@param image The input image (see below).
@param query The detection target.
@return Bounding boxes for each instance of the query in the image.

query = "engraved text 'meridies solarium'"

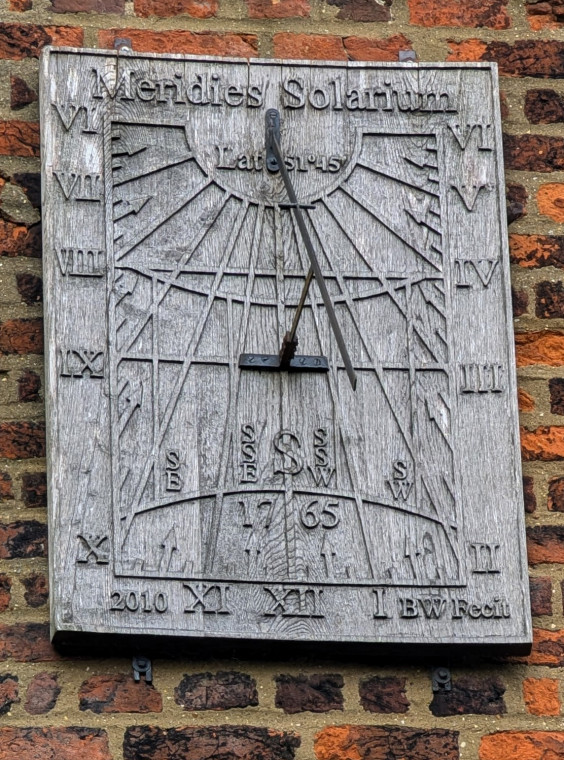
[41,49,531,649]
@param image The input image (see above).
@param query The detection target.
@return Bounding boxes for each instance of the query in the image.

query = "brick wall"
[1,0,564,758]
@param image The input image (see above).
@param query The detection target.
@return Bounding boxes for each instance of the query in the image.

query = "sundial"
[41,48,531,650]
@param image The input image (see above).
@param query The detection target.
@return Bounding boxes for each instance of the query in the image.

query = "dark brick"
[504,134,564,172]
[0,521,47,559]
[9,76,37,111]
[530,577,552,616]
[0,728,110,760]
[0,422,45,459]
[22,573,48,607]
[0,623,58,661]
[80,674,162,714]
[549,476,564,512]
[174,671,258,710]
[11,173,40,209]
[0,472,13,501]
[51,0,124,11]
[24,672,60,714]
[0,675,18,716]
[527,525,564,563]
[359,675,409,713]
[0,24,83,60]
[523,475,537,513]
[275,674,344,714]
[326,0,391,22]
[21,472,47,507]
[124,726,300,760]
[448,38,564,78]
[0,319,43,355]
[16,273,42,305]
[18,369,41,403]
[430,675,506,716]
[512,287,528,318]
[506,182,527,224]
[0,576,11,613]
[549,378,564,415]
[314,726,458,760]
[525,89,564,124]
[536,281,564,318]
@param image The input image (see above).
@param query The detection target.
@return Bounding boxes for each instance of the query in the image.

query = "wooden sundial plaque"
[41,47,531,651]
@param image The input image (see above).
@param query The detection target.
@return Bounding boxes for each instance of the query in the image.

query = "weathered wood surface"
[41,49,531,649]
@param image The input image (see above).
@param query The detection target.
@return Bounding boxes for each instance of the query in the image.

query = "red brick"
[524,475,537,513]
[22,573,48,607]
[9,0,33,10]
[510,234,564,269]
[16,273,42,306]
[0,623,58,662]
[174,671,258,710]
[525,89,564,123]
[409,0,510,28]
[523,678,560,715]
[480,731,564,760]
[0,221,41,258]
[0,675,19,716]
[315,726,459,760]
[0,24,83,60]
[0,521,47,559]
[538,183,564,223]
[134,0,216,16]
[51,0,124,11]
[0,121,39,158]
[512,289,528,318]
[0,728,110,760]
[248,0,309,18]
[430,675,505,716]
[527,525,564,563]
[518,388,534,412]
[273,33,346,60]
[344,34,412,61]
[548,476,564,510]
[0,576,11,613]
[25,672,60,714]
[527,0,564,29]
[275,674,344,714]
[18,370,41,403]
[98,29,257,56]
[530,577,552,616]
[21,472,47,507]
[359,676,409,713]
[124,726,300,760]
[447,38,564,77]
[504,135,564,172]
[326,0,390,21]
[80,674,162,714]
[526,629,564,666]
[0,422,46,459]
[10,77,37,111]
[521,426,564,461]
[0,319,43,355]
[0,473,13,501]
[516,332,564,367]
[536,281,564,318]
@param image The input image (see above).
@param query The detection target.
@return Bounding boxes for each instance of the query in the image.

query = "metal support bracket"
[132,656,152,683]
[265,108,281,173]
[431,667,451,693]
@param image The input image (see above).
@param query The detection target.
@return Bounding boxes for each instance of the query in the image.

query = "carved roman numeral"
[56,247,105,277]
[469,543,501,573]
[460,363,503,394]
[77,534,109,564]
[263,585,324,618]
[455,258,498,289]
[448,122,493,151]
[183,583,231,614]
[51,102,98,134]
[53,171,102,202]
[61,348,105,378]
